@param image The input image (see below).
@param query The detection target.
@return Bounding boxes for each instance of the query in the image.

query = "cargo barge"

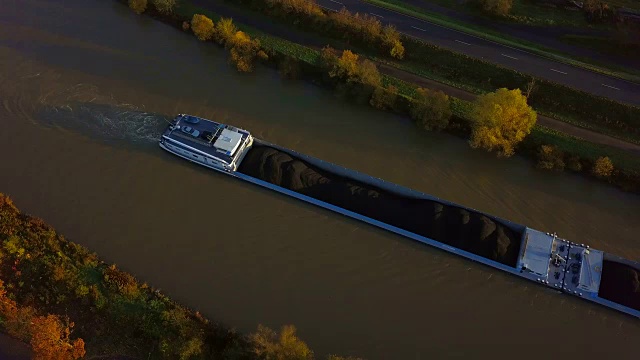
[160,114,640,319]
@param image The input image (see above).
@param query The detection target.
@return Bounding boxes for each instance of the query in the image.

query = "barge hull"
[159,134,640,319]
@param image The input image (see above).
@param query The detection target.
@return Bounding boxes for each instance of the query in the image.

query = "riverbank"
[122,0,640,195]
[0,193,354,359]
[212,0,640,143]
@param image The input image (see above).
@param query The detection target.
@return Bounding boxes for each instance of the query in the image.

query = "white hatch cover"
[213,129,243,156]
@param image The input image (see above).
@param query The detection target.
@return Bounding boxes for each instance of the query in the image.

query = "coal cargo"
[598,261,640,311]
[238,145,522,266]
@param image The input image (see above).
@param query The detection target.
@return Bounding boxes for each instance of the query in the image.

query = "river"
[0,0,638,358]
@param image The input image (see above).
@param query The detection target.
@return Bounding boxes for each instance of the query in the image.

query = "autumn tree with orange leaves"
[30,315,86,360]
[0,280,85,360]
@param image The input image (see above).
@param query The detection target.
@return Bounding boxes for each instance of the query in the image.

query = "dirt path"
[192,0,640,155]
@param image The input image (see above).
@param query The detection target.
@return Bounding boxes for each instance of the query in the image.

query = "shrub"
[329,50,360,80]
[229,31,264,72]
[584,0,613,23]
[128,0,147,14]
[469,88,537,157]
[478,0,513,16]
[592,156,614,178]
[250,324,313,360]
[370,85,398,110]
[567,155,583,172]
[191,14,215,41]
[382,25,404,59]
[279,56,302,80]
[410,88,452,131]
[536,145,565,171]
[327,50,381,87]
[103,264,140,299]
[151,0,176,15]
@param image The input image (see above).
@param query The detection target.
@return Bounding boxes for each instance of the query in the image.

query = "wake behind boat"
[159,114,640,319]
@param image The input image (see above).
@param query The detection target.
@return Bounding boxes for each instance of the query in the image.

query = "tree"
[228,31,265,73]
[327,50,381,87]
[592,156,614,178]
[128,0,147,14]
[357,59,382,87]
[536,145,565,171]
[250,324,314,360]
[191,14,215,41]
[381,25,404,59]
[329,50,359,80]
[0,280,35,340]
[370,84,398,110]
[30,315,86,360]
[523,76,537,99]
[152,0,176,15]
[0,281,85,360]
[160,308,205,360]
[469,88,537,157]
[478,0,513,16]
[215,17,238,47]
[279,56,302,80]
[410,88,452,131]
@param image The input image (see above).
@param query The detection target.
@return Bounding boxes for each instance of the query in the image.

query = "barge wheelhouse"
[159,114,253,172]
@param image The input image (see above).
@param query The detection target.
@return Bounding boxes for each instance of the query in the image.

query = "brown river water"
[0,0,639,358]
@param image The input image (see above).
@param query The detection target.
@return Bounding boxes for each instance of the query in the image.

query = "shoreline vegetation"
[212,0,640,146]
[124,0,640,195]
[0,193,361,359]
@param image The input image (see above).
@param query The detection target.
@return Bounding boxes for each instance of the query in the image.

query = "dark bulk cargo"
[238,146,522,267]
[599,261,640,311]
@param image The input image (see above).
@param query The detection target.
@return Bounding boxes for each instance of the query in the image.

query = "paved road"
[315,0,640,106]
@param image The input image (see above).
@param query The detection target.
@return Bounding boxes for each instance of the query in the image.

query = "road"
[315,0,640,106]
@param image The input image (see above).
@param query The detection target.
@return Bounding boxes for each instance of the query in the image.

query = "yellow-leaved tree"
[592,156,614,178]
[191,14,215,41]
[215,17,238,47]
[250,324,314,360]
[228,31,267,73]
[469,88,537,157]
[381,25,404,59]
[329,50,360,80]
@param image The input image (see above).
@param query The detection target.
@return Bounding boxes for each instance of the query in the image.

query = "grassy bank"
[363,0,640,83]
[126,0,640,194]
[0,193,359,359]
